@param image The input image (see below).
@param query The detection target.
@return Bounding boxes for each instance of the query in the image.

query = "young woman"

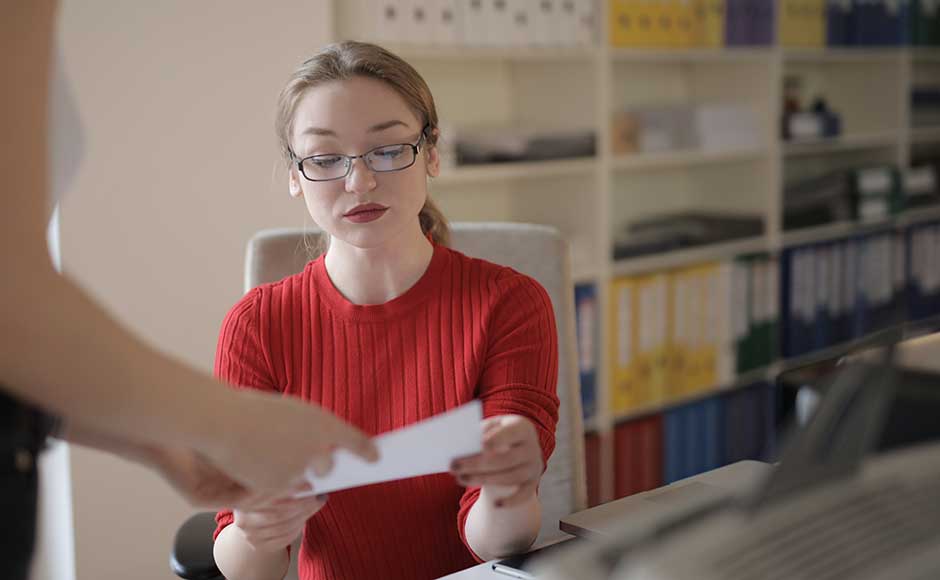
[1,5,377,579]
[212,42,561,580]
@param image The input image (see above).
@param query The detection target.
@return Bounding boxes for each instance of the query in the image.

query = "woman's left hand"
[450,414,543,508]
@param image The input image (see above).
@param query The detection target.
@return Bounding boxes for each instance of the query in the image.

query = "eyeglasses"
[293,125,430,182]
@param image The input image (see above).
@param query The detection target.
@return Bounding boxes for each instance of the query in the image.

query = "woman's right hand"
[205,389,378,497]
[231,493,328,553]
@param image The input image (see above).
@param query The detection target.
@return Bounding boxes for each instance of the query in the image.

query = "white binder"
[509,0,537,46]
[575,0,598,46]
[432,0,464,46]
[464,0,490,46]
[375,0,406,44]
[558,0,579,45]
[533,0,561,46]
[489,0,515,46]
[408,0,434,46]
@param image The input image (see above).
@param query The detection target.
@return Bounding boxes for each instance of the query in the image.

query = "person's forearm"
[61,419,164,466]
[464,486,541,562]
[214,525,290,580]
[0,265,234,453]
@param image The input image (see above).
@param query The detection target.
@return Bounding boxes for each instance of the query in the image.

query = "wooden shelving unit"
[331,3,939,506]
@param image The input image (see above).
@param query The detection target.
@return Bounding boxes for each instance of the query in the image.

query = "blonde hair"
[275,41,450,251]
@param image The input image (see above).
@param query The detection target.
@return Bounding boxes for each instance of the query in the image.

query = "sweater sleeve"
[212,288,279,541]
[456,273,561,558]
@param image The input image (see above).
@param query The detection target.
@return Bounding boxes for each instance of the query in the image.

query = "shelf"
[783,47,905,64]
[583,417,600,434]
[910,48,940,63]
[612,366,773,425]
[783,131,901,157]
[572,267,599,285]
[783,207,940,248]
[611,235,769,278]
[781,220,890,248]
[777,323,917,376]
[910,126,940,146]
[385,44,598,62]
[435,157,597,185]
[904,314,940,339]
[612,148,767,172]
[896,204,940,227]
[610,47,774,63]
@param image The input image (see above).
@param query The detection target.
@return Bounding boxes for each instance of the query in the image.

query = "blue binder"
[574,283,598,422]
[663,406,687,484]
[813,243,834,352]
[702,396,726,471]
[725,0,748,45]
[751,0,775,45]
[686,402,707,477]
[827,0,856,45]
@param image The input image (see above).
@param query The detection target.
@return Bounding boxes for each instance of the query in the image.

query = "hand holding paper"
[449,413,545,508]
[296,400,482,497]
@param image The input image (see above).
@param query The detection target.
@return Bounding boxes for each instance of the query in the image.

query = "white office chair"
[171,222,586,579]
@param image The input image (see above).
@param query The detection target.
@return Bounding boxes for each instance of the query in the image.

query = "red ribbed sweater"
[213,243,559,580]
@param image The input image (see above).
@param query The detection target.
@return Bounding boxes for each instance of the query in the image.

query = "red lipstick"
[344,203,388,223]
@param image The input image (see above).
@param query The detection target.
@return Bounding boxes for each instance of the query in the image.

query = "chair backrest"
[245,222,587,544]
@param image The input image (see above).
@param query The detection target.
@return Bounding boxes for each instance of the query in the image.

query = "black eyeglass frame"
[291,124,431,183]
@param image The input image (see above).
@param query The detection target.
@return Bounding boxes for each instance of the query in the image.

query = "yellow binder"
[780,0,825,47]
[609,273,671,413]
[610,0,656,47]
[696,263,721,393]
[666,267,692,400]
[692,0,725,48]
[806,0,825,48]
[609,276,639,414]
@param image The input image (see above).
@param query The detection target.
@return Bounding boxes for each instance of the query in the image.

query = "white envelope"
[296,400,483,497]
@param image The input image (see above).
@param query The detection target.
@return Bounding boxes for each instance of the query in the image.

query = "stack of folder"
[662,396,724,484]
[907,221,940,321]
[609,254,777,417]
[609,0,725,48]
[609,273,672,413]
[610,381,777,495]
[614,414,664,497]
[725,0,775,46]
[904,164,940,209]
[722,381,777,465]
[731,254,780,375]
[360,0,598,47]
[780,0,826,47]
[852,165,905,222]
[660,381,776,485]
[827,0,914,46]
[781,230,904,358]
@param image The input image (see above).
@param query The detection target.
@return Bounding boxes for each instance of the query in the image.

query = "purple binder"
[725,0,748,45]
[751,0,775,45]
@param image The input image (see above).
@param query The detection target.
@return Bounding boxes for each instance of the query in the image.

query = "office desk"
[435,537,575,580]
[435,461,770,579]
[436,561,503,579]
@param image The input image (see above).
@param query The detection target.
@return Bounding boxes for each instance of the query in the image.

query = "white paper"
[296,400,483,497]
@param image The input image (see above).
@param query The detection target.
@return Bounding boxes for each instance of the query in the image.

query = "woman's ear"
[288,167,304,198]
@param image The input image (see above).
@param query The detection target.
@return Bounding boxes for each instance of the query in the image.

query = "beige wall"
[57,2,331,578]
